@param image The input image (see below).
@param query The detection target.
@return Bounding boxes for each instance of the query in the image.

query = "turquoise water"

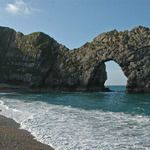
[3,86,150,115]
[0,86,150,149]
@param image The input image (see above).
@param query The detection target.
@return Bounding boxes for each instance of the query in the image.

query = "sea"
[0,86,150,150]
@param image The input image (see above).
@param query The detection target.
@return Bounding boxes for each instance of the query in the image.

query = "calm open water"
[0,86,150,150]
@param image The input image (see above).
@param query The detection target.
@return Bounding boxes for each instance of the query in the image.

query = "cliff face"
[0,26,149,92]
[0,27,69,88]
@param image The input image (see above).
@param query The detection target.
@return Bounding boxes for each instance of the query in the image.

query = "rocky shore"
[0,26,149,93]
[0,115,54,150]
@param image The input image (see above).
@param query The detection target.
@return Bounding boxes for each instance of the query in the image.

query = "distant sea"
[0,86,150,150]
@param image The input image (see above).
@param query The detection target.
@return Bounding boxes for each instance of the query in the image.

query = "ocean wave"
[0,97,150,150]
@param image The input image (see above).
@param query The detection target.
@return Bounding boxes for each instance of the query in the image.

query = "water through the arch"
[105,61,127,91]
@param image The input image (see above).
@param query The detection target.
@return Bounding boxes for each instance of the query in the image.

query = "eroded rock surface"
[0,26,149,92]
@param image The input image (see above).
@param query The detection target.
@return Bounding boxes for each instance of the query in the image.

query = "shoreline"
[0,83,111,93]
[0,115,54,150]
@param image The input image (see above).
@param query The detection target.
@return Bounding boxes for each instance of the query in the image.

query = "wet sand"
[0,115,54,150]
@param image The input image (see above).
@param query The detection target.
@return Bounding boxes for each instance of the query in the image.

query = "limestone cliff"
[0,26,149,92]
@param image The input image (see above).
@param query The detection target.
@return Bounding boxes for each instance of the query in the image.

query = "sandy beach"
[0,115,54,150]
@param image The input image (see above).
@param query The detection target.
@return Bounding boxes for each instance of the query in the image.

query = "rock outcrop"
[0,26,149,93]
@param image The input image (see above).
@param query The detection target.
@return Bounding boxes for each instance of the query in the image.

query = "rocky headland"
[0,26,149,93]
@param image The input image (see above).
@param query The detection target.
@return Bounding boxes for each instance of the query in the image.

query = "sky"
[0,0,149,85]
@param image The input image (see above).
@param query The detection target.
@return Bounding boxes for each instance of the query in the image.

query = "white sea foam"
[0,96,150,150]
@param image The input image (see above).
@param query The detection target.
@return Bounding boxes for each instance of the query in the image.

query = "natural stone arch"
[0,26,149,93]
[58,26,150,92]
[80,58,128,92]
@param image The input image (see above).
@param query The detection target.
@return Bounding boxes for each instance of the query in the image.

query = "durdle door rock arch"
[0,26,149,93]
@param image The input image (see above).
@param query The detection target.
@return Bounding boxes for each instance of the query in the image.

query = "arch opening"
[105,61,127,91]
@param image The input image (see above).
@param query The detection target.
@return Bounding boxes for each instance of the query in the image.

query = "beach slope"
[0,115,54,150]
